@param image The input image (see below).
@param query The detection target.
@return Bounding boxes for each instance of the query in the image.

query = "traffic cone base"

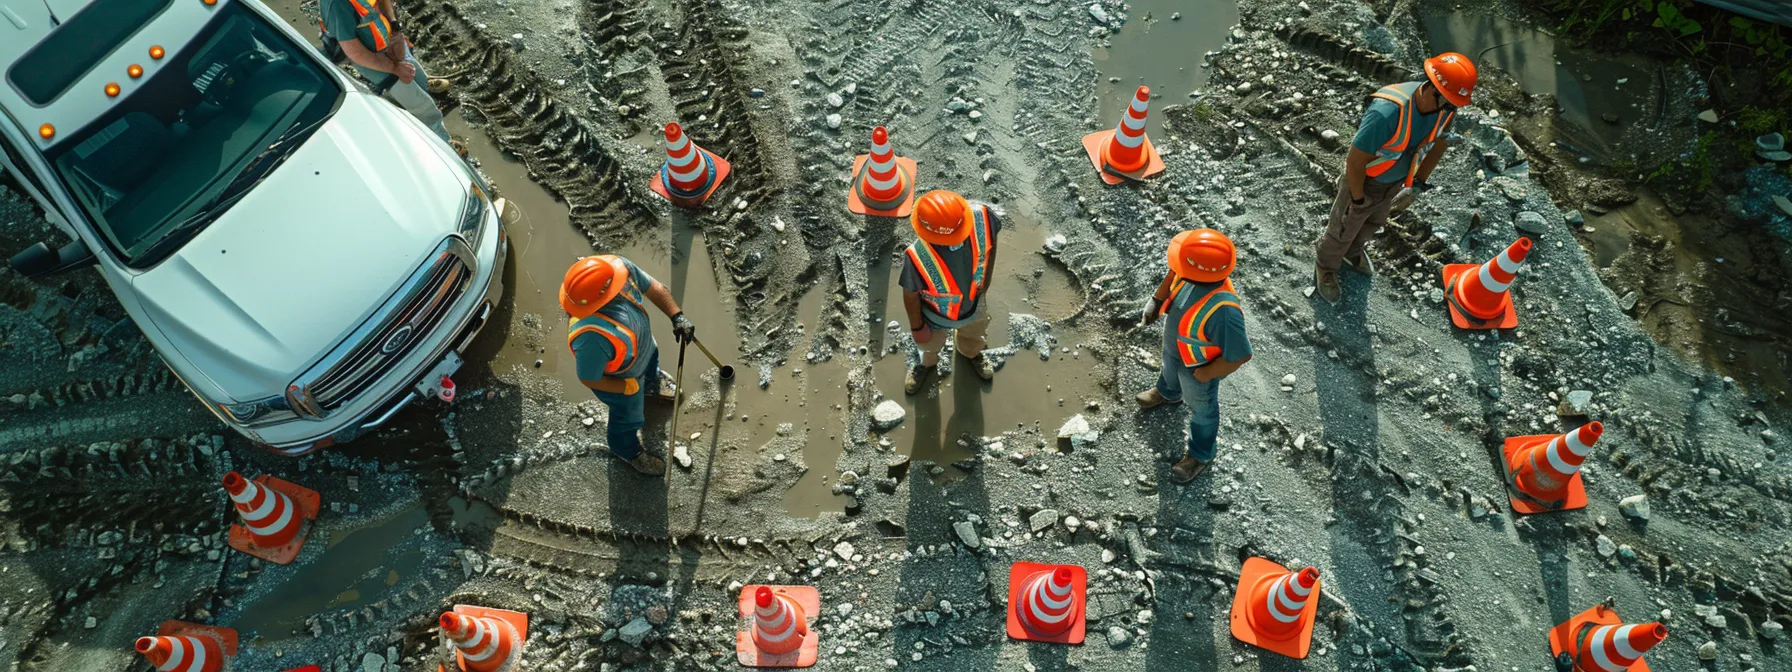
[1228,557,1318,660]
[1549,605,1653,672]
[225,475,319,565]
[1005,561,1087,644]
[155,620,239,657]
[649,147,732,207]
[448,604,528,672]
[846,153,918,217]
[1080,130,1165,185]
[1442,262,1517,329]
[1502,433,1589,515]
[736,585,819,668]
[282,667,322,672]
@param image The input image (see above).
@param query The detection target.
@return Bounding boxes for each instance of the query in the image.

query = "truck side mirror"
[9,239,96,277]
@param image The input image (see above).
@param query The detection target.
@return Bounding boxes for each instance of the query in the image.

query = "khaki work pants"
[1314,176,1402,271]
[916,314,990,367]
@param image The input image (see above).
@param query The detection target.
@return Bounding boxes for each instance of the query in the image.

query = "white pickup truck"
[0,0,506,453]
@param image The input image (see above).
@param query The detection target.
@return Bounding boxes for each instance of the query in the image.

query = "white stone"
[362,653,387,672]
[953,521,981,548]
[826,114,842,129]
[871,400,907,430]
[673,444,693,469]
[1029,509,1059,532]
[1618,494,1649,521]
[833,541,856,561]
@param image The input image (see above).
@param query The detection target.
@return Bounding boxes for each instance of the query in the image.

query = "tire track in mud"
[406,0,654,247]
[575,0,653,117]
[658,0,772,211]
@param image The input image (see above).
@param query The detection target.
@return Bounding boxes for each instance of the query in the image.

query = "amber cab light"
[149,45,166,60]
[105,83,121,97]
[38,124,54,140]
[127,64,144,78]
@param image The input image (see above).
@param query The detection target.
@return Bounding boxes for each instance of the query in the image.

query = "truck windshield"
[45,3,340,268]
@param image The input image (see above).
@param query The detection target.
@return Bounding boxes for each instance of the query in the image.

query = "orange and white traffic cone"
[736,584,819,667]
[1442,237,1531,329]
[1501,421,1603,514]
[1549,604,1667,672]
[1005,562,1087,644]
[1082,85,1166,184]
[223,471,319,565]
[136,621,237,672]
[440,606,529,672]
[847,126,918,217]
[1229,557,1320,659]
[649,122,731,208]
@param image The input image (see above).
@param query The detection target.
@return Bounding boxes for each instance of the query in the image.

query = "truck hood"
[134,94,467,401]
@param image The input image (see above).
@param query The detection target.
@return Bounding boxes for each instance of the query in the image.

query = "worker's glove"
[672,312,695,344]
[1140,298,1163,326]
[1388,187,1416,215]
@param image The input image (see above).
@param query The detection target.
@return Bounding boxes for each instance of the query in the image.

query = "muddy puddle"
[1424,11,1655,157]
[1093,0,1238,137]
[229,504,432,641]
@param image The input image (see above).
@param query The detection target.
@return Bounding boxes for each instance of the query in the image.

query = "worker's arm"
[1141,271,1175,325]
[1413,138,1450,185]
[339,39,406,76]
[903,291,932,343]
[375,0,409,62]
[1344,148,1373,202]
[983,242,998,291]
[644,280,683,318]
[1194,354,1250,383]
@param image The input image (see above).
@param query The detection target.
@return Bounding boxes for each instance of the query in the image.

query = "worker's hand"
[393,60,417,84]
[911,325,933,345]
[1140,298,1163,325]
[1193,366,1216,383]
[672,312,695,344]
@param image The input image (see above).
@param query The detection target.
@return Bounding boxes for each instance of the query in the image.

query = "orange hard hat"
[1424,52,1477,108]
[911,190,972,246]
[560,255,629,319]
[1168,229,1235,282]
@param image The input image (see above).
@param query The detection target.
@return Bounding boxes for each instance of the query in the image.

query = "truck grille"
[292,242,472,414]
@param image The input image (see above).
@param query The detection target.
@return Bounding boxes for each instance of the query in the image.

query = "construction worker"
[1137,229,1252,484]
[320,0,458,149]
[900,190,1000,393]
[1314,52,1477,304]
[562,255,695,476]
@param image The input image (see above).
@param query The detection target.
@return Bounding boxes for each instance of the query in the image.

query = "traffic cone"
[736,584,819,667]
[440,605,529,672]
[1082,85,1166,184]
[137,620,237,672]
[1229,557,1320,659]
[223,471,320,565]
[1501,421,1603,514]
[1441,237,1531,329]
[649,122,731,208]
[1549,604,1667,672]
[1005,562,1087,644]
[847,126,918,216]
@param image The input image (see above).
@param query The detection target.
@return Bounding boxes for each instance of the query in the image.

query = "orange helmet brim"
[911,199,974,247]
[1425,61,1472,108]
[560,255,630,319]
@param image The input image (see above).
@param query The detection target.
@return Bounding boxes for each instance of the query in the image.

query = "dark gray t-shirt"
[1352,95,1443,184]
[899,203,1001,328]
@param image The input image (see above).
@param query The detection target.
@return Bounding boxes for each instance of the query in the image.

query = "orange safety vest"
[566,289,649,388]
[905,205,992,325]
[1363,82,1455,187]
[1162,277,1243,367]
[320,0,392,51]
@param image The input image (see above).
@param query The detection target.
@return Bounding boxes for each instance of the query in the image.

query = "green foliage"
[1646,131,1719,193]
[1649,1,1702,37]
[1190,101,1216,123]
[1736,106,1788,136]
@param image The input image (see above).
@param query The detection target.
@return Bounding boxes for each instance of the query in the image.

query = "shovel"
[666,334,733,458]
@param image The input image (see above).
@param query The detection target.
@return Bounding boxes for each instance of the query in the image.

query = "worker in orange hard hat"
[561,255,695,476]
[1138,229,1252,484]
[899,190,1002,393]
[1314,52,1476,305]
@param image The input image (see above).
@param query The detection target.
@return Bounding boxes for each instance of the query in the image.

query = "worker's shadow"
[603,392,672,587]
[1141,423,1223,672]
[864,216,901,356]
[893,364,997,670]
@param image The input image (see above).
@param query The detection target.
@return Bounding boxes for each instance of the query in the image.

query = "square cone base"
[846,154,918,217]
[451,604,529,672]
[1441,264,1518,330]
[1501,434,1588,514]
[1081,130,1165,185]
[1005,562,1088,644]
[226,475,320,565]
[649,148,731,208]
[157,620,239,656]
[736,585,819,668]
[1228,557,1318,660]
[282,667,322,672]
[1549,605,1649,672]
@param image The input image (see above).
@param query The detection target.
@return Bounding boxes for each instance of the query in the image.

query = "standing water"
[1093,0,1239,138]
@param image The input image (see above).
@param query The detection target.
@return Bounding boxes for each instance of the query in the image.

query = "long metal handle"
[667,337,688,451]
[688,337,735,380]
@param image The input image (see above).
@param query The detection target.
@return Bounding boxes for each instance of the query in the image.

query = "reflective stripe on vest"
[1173,278,1243,367]
[566,286,648,375]
[905,206,992,324]
[321,0,392,51]
[1363,83,1455,187]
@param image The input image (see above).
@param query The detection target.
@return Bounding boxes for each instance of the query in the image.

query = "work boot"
[1136,388,1169,408]
[449,137,470,159]
[627,452,666,476]
[904,365,935,395]
[1343,251,1375,276]
[427,77,453,95]
[1314,265,1341,304]
[966,353,995,381]
[1169,455,1212,484]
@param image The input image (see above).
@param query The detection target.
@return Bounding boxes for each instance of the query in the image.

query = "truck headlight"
[457,183,490,249]
[220,397,298,427]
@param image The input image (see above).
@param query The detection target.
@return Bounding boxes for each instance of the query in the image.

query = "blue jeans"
[591,349,660,460]
[1155,353,1220,462]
